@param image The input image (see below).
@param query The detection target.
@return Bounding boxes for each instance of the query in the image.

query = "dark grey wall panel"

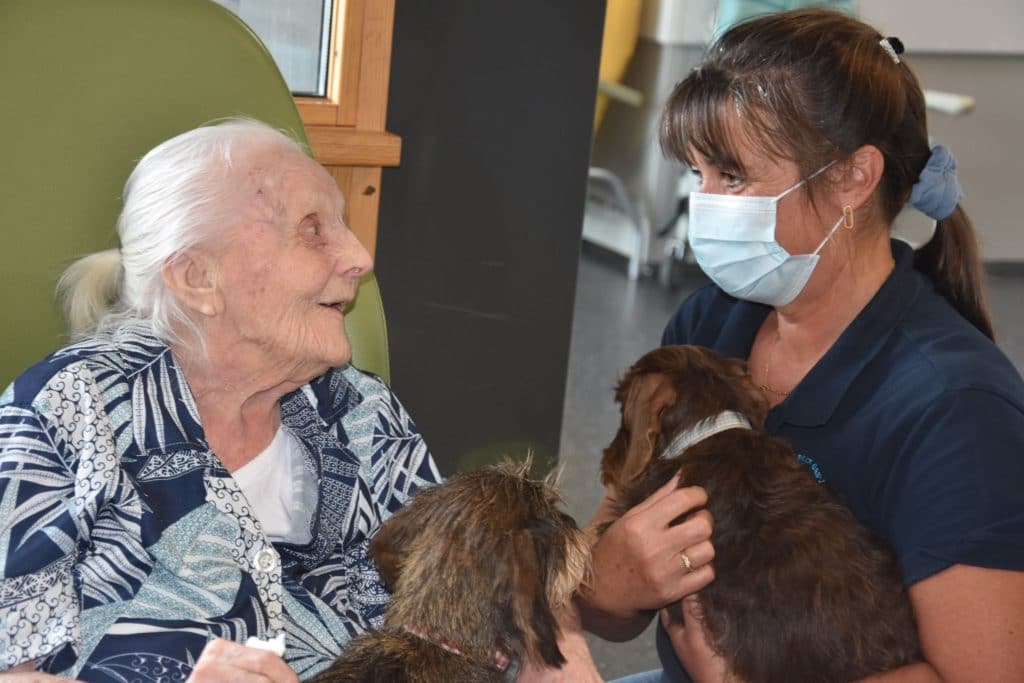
[377,1,606,475]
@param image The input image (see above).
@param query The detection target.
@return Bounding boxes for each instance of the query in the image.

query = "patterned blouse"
[0,326,441,680]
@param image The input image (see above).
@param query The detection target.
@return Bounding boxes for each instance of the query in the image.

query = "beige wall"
[909,53,1024,261]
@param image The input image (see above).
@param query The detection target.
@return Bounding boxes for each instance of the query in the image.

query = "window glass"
[214,0,333,97]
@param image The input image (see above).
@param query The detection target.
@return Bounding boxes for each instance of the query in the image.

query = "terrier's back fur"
[314,461,590,682]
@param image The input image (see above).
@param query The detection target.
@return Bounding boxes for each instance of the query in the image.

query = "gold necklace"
[758,332,791,397]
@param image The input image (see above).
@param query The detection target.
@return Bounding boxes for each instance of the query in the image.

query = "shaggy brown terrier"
[601,344,920,683]
[312,461,591,683]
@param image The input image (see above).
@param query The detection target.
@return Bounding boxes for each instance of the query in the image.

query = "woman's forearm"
[576,596,656,642]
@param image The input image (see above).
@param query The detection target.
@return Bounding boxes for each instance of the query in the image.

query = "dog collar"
[401,623,517,675]
[658,410,751,459]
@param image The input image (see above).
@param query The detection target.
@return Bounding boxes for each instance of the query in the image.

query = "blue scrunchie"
[910,145,962,220]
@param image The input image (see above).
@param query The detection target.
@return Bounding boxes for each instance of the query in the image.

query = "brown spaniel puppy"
[601,345,920,683]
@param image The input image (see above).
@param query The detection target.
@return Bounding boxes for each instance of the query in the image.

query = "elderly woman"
[0,120,441,682]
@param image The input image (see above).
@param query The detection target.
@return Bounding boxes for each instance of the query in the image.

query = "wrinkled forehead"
[232,146,342,222]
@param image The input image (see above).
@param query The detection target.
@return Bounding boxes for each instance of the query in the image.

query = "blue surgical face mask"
[687,166,843,307]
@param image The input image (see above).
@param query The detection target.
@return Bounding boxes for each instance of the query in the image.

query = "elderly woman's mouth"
[320,302,349,314]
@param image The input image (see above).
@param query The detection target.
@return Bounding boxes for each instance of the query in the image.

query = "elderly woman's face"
[213,146,373,376]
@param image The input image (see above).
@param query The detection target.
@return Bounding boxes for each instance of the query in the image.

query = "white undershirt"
[231,427,316,545]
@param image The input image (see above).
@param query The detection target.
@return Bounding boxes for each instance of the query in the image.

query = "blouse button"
[254,547,279,574]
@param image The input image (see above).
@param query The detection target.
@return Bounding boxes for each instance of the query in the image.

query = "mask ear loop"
[812,214,847,256]
[774,160,839,203]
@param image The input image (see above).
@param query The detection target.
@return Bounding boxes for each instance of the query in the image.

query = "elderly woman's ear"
[162,251,223,317]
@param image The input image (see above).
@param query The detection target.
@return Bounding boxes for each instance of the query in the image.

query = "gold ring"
[679,550,694,573]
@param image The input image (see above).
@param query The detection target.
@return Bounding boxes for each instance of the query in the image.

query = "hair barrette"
[879,37,904,65]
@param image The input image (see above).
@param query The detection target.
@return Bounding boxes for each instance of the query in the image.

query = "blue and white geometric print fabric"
[0,325,441,680]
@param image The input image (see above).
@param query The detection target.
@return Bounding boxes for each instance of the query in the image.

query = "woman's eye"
[722,172,744,189]
[306,222,321,236]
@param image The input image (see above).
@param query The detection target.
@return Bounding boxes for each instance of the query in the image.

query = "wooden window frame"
[295,0,401,166]
[294,0,401,254]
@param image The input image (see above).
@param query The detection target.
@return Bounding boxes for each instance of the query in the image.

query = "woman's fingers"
[661,598,729,683]
[626,473,687,516]
[665,505,713,546]
[628,480,709,531]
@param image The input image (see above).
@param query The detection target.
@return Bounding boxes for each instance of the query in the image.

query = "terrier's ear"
[547,526,593,610]
[370,505,422,590]
[507,530,565,668]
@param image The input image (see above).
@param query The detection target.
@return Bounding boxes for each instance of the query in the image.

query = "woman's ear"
[162,251,223,317]
[834,144,885,211]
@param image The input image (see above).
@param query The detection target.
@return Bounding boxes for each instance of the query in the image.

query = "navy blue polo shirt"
[654,240,1024,680]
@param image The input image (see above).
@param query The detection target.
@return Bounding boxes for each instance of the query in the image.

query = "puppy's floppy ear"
[722,357,768,429]
[601,371,640,487]
[600,428,630,488]
[506,530,566,668]
[618,374,677,484]
[603,372,678,489]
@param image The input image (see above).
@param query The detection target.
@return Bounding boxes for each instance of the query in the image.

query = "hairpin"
[879,37,904,65]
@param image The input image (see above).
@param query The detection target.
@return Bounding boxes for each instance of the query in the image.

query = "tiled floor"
[558,247,1024,680]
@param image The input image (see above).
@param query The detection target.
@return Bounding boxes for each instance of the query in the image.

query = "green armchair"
[0,0,389,387]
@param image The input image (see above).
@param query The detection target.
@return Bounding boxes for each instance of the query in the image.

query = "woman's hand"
[186,638,298,683]
[579,476,715,641]
[516,601,604,682]
[660,596,728,683]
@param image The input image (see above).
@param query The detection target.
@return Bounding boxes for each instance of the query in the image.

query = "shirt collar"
[769,240,922,427]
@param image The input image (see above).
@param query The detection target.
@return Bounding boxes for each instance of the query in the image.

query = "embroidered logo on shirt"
[796,453,826,484]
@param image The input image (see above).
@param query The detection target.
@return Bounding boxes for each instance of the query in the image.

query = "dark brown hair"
[660,9,993,339]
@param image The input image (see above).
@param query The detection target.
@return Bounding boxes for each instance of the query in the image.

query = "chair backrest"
[0,0,389,387]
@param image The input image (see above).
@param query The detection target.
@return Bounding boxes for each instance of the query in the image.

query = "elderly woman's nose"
[335,230,374,275]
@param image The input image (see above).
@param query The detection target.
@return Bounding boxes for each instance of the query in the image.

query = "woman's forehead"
[690,114,798,180]
[241,149,342,214]
[682,94,798,175]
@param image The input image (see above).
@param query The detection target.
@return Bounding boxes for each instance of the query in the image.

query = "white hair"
[58,118,308,348]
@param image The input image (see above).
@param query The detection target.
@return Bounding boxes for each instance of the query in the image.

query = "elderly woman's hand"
[186,638,298,683]
[0,661,81,681]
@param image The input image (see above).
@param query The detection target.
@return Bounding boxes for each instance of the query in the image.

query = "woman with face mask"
[571,9,1024,683]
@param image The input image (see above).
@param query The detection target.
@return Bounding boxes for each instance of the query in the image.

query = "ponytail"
[56,249,124,340]
[913,206,994,340]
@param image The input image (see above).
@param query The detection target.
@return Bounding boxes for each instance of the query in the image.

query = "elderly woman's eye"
[303,221,321,237]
